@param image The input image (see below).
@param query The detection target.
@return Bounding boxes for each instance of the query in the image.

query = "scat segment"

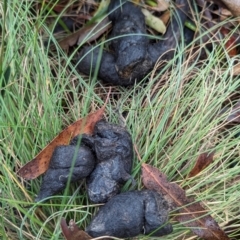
[77,0,188,86]
[86,190,173,238]
[35,145,95,202]
[73,120,133,203]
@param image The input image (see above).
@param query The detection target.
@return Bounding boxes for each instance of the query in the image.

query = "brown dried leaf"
[160,10,170,25]
[220,27,238,57]
[188,151,215,178]
[59,17,111,49]
[18,109,104,180]
[61,218,92,240]
[142,164,230,240]
[17,91,110,180]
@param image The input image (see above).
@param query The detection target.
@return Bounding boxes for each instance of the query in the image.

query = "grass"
[1,0,240,239]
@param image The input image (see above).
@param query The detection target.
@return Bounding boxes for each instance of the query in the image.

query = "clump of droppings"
[86,190,173,238]
[77,0,188,86]
[72,120,134,203]
[35,144,95,202]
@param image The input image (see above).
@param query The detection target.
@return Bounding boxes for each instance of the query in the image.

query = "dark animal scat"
[86,190,173,238]
[35,120,133,203]
[87,156,129,203]
[35,145,95,202]
[76,0,188,86]
[85,120,133,203]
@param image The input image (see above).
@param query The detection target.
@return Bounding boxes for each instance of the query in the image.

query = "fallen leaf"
[160,10,170,25]
[142,164,230,240]
[188,151,215,178]
[220,27,238,57]
[18,110,104,180]
[17,90,111,180]
[61,218,92,240]
[59,17,111,49]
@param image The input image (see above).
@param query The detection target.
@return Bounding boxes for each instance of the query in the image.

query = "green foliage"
[1,0,240,239]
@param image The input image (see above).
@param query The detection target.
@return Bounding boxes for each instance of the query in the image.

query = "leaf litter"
[188,151,215,178]
[142,163,230,240]
[61,219,92,240]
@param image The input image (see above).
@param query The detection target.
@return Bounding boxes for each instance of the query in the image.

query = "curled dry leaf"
[17,90,110,180]
[61,218,92,240]
[188,151,215,178]
[142,164,230,240]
